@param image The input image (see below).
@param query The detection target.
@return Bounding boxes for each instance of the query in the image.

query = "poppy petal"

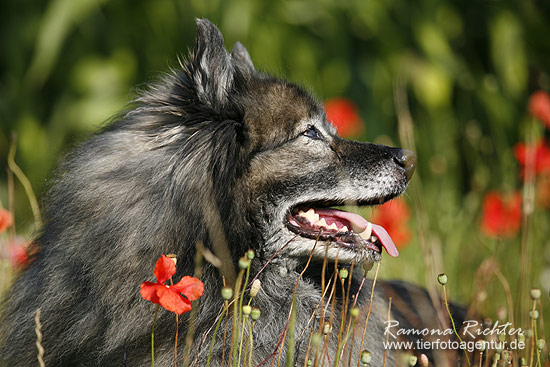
[171,276,204,301]
[140,282,161,303]
[157,286,192,314]
[529,91,550,128]
[0,209,14,233]
[370,198,411,249]
[154,255,176,284]
[480,191,522,238]
[324,98,365,138]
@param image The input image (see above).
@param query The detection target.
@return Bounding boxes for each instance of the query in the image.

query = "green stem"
[533,301,541,367]
[152,304,160,367]
[335,276,347,361]
[248,320,254,367]
[335,318,355,367]
[231,269,244,367]
[7,135,42,228]
[237,315,248,366]
[285,296,297,367]
[207,302,229,367]
[443,285,470,366]
[237,265,251,367]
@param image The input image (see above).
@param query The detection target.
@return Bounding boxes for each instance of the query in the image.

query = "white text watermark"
[383,320,525,352]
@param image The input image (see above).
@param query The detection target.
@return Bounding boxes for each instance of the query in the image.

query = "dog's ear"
[190,19,236,108]
[231,42,255,75]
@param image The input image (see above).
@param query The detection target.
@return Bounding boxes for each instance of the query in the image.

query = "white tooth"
[339,226,349,233]
[298,210,305,215]
[316,218,328,227]
[370,235,377,242]
[359,222,373,240]
[301,209,318,223]
[327,223,338,230]
[350,223,365,234]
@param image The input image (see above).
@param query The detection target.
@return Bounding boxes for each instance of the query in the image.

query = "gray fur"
[1,19,413,366]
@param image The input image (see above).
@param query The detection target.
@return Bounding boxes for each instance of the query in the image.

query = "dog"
[0,19,442,366]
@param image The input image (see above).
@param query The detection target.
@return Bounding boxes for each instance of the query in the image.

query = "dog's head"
[135,19,415,269]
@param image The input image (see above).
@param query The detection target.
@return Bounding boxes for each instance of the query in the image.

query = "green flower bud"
[339,268,349,280]
[307,360,312,366]
[350,306,360,318]
[360,350,372,364]
[529,310,539,320]
[242,305,252,315]
[536,339,545,351]
[247,250,255,260]
[250,307,261,321]
[437,273,448,285]
[408,355,417,366]
[238,257,250,269]
[530,288,541,300]
[221,287,233,300]
[323,323,332,335]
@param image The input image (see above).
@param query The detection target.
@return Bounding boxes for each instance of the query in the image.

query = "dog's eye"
[303,126,322,140]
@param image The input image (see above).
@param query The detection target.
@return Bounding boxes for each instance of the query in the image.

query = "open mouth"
[286,205,399,258]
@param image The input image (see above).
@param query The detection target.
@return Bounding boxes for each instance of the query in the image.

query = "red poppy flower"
[514,140,550,179]
[324,98,365,138]
[528,91,550,128]
[0,209,13,233]
[140,255,204,314]
[0,237,35,269]
[370,198,411,249]
[480,191,522,239]
[11,240,34,269]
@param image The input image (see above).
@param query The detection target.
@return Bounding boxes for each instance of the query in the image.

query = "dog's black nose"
[393,149,416,181]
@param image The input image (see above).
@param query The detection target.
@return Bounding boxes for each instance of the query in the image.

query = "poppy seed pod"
[250,307,261,321]
[437,273,448,285]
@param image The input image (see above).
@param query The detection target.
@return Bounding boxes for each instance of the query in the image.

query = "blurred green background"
[1,0,549,332]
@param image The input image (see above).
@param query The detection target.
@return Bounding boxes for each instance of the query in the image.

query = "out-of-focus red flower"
[324,98,365,138]
[514,140,550,179]
[480,191,522,239]
[370,197,411,248]
[140,254,204,314]
[529,90,550,128]
[0,237,35,269]
[11,241,36,269]
[0,209,13,233]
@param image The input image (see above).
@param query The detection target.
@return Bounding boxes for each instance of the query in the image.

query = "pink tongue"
[315,208,369,230]
[314,208,399,258]
[371,224,399,258]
